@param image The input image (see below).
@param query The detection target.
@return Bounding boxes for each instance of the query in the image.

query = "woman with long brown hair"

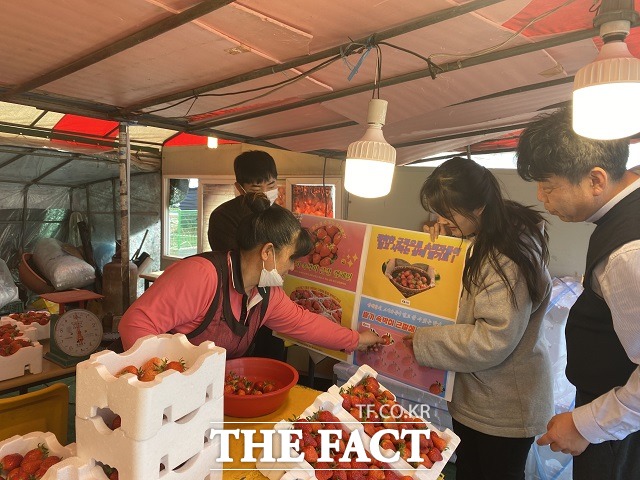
[407,157,553,480]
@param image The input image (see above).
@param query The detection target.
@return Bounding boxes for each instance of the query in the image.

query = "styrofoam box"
[333,362,453,432]
[75,333,226,441]
[328,364,459,478]
[76,409,222,480]
[1,317,38,341]
[1,311,50,340]
[0,432,75,476]
[0,336,43,381]
[41,456,108,480]
[258,392,457,480]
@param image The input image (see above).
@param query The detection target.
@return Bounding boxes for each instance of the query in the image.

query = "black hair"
[234,151,278,185]
[420,157,550,306]
[237,192,312,259]
[516,106,629,184]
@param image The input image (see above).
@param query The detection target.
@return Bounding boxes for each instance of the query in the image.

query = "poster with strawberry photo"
[281,277,356,361]
[361,225,470,321]
[354,296,455,400]
[290,215,368,293]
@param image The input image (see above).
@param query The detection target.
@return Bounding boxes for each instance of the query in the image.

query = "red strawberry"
[22,444,48,463]
[419,453,433,468]
[314,463,331,480]
[111,415,122,430]
[39,456,61,470]
[333,469,348,480]
[364,376,380,393]
[426,447,443,463]
[340,393,351,410]
[19,460,41,475]
[165,359,186,372]
[116,365,139,378]
[302,432,317,447]
[428,382,443,395]
[302,446,318,464]
[7,469,30,480]
[317,410,338,424]
[294,419,312,433]
[367,466,385,480]
[0,453,23,472]
[430,431,447,452]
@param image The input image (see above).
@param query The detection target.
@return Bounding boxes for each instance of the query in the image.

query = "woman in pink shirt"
[119,193,380,357]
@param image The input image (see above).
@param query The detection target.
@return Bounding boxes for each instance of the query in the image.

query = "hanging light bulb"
[573,7,640,140]
[345,99,396,198]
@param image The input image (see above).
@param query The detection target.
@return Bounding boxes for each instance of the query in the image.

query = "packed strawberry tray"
[2,310,51,340]
[258,381,458,480]
[0,431,75,480]
[0,321,42,381]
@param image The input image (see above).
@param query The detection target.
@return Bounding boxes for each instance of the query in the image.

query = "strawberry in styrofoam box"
[0,332,43,382]
[6,310,51,340]
[75,419,222,480]
[75,333,226,442]
[258,392,420,480]
[327,364,459,479]
[0,431,74,480]
[1,317,38,341]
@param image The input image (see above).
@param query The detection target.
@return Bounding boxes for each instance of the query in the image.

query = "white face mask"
[258,256,284,287]
[265,188,279,205]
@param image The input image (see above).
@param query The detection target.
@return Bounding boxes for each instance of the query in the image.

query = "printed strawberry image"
[308,224,343,267]
[428,381,444,395]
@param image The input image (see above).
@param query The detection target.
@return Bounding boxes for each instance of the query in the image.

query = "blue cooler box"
[332,361,453,432]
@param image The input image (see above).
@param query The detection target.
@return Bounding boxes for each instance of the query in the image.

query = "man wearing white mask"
[119,193,381,357]
[208,150,279,253]
[207,151,283,359]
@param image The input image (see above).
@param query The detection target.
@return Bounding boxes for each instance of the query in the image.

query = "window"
[165,178,199,258]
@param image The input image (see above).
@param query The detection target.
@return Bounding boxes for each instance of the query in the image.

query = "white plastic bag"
[33,238,95,290]
[0,259,19,308]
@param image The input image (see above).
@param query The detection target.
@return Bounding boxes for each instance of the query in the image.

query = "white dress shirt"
[572,166,640,443]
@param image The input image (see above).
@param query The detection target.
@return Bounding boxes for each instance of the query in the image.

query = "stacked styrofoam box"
[75,334,225,480]
[0,432,75,480]
[329,365,460,480]
[333,362,453,432]
[0,319,42,381]
[1,311,51,340]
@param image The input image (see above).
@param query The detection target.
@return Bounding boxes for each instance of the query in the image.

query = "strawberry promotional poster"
[282,216,470,400]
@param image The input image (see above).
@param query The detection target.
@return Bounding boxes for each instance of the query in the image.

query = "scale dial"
[53,309,103,357]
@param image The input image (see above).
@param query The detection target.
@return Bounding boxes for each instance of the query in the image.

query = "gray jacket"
[413,253,554,437]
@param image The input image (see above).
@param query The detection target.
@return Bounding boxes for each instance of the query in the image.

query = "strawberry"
[39,456,61,470]
[109,470,119,480]
[426,447,442,463]
[302,445,318,464]
[116,365,139,377]
[0,453,23,472]
[367,466,385,480]
[302,432,317,447]
[364,376,380,393]
[419,453,433,468]
[428,382,443,395]
[22,444,48,463]
[34,466,49,479]
[314,463,331,480]
[430,431,447,452]
[19,460,41,475]
[165,359,186,372]
[111,415,122,430]
[340,393,351,410]
[333,470,348,480]
[294,419,312,433]
[7,469,30,480]
[317,410,338,424]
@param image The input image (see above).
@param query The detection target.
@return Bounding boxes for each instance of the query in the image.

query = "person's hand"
[357,330,382,352]
[403,334,414,348]
[537,412,590,455]
[422,221,452,241]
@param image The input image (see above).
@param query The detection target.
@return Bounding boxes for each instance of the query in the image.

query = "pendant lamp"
[573,2,640,140]
[345,99,396,198]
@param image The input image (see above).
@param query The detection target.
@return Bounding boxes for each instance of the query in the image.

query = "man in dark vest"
[516,106,640,480]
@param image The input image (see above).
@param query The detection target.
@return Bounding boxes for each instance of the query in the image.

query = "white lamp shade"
[573,41,640,140]
[207,136,218,148]
[344,99,397,198]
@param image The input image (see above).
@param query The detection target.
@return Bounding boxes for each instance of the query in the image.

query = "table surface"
[139,270,164,281]
[222,384,322,480]
[0,340,76,395]
[40,290,104,304]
